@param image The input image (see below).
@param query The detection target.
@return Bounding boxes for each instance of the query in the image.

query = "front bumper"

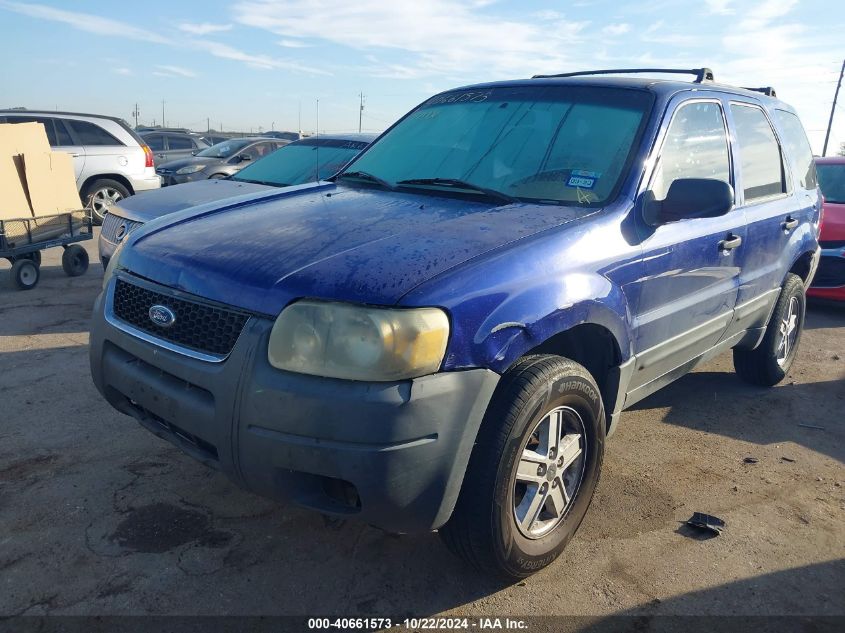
[89,278,499,533]
[156,171,207,187]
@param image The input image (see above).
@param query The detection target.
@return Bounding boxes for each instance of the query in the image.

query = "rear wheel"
[733,273,806,386]
[10,258,40,290]
[440,355,604,578]
[83,179,130,225]
[61,244,89,277]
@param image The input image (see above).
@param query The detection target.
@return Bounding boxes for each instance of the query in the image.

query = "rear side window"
[651,101,731,199]
[67,119,122,146]
[730,104,786,202]
[167,135,193,150]
[774,110,817,190]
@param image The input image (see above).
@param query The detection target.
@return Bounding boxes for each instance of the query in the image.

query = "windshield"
[196,139,253,159]
[340,85,653,206]
[817,163,845,204]
[232,138,368,187]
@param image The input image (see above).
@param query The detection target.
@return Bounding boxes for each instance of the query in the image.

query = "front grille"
[101,213,142,243]
[112,278,250,356]
[812,256,845,288]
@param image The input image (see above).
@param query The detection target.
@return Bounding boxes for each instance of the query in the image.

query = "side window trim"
[644,97,735,200]
[728,101,791,207]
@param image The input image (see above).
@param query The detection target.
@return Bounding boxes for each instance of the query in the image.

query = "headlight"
[268,301,449,381]
[102,240,125,289]
[176,164,206,175]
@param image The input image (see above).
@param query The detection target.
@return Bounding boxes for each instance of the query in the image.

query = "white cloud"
[704,0,734,14]
[178,22,233,35]
[113,67,132,75]
[602,23,631,36]
[0,1,326,76]
[0,0,166,42]
[233,0,589,79]
[278,39,310,48]
[155,64,197,78]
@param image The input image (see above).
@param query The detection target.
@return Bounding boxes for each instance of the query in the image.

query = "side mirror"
[644,178,734,226]
[238,154,252,162]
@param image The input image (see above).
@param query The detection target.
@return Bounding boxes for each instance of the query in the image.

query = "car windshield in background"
[196,139,253,159]
[817,164,845,204]
[339,85,653,206]
[232,138,369,187]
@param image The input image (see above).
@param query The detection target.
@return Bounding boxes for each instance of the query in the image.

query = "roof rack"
[740,86,777,97]
[532,67,715,83]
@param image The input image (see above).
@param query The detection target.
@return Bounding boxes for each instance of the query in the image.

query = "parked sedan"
[99,133,375,266]
[155,137,287,186]
[809,156,845,300]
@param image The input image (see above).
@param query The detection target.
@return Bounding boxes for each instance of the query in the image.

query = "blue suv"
[90,68,821,577]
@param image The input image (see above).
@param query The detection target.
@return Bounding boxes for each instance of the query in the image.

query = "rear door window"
[774,110,817,190]
[67,119,122,146]
[144,134,165,151]
[167,135,193,150]
[730,104,786,202]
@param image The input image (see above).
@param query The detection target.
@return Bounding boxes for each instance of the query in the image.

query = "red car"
[810,157,845,300]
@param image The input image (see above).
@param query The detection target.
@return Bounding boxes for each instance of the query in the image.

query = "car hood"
[121,184,589,315]
[112,179,277,223]
[820,200,845,242]
[157,156,222,171]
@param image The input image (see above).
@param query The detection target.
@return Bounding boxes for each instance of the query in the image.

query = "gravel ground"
[0,232,843,620]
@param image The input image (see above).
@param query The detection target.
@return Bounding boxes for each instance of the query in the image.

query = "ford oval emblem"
[149,305,176,328]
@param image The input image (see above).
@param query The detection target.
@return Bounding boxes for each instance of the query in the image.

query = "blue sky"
[0,0,843,152]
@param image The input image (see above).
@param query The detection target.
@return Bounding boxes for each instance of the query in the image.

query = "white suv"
[0,110,160,223]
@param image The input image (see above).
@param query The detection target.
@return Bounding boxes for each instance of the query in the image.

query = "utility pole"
[207,117,210,133]
[161,100,165,128]
[271,121,275,131]
[316,97,319,135]
[823,58,845,157]
[358,92,365,133]
[298,100,302,136]
[132,103,140,128]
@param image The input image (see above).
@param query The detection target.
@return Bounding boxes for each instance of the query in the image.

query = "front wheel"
[733,273,806,386]
[440,355,605,578]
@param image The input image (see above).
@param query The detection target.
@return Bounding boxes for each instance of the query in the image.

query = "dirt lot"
[0,233,843,621]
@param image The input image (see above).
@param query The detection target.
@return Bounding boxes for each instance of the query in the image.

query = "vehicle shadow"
[628,371,845,463]
[578,559,844,631]
[806,298,845,330]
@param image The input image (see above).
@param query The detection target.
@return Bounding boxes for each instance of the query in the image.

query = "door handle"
[719,234,742,253]
[782,216,799,232]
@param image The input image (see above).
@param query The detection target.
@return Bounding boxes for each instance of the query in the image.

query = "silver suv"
[0,110,161,223]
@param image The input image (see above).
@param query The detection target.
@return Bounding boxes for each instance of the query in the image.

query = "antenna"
[358,92,365,133]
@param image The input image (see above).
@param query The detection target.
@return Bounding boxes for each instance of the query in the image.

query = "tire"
[10,258,40,290]
[440,355,605,578]
[733,273,806,386]
[62,244,89,277]
[83,179,130,225]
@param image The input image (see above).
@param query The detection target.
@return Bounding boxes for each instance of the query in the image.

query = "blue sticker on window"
[566,175,596,189]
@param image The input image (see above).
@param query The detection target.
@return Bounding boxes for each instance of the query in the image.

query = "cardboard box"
[0,122,81,222]
[24,151,83,216]
[0,153,32,221]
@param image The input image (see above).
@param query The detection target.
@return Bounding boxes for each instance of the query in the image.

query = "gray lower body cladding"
[89,286,499,533]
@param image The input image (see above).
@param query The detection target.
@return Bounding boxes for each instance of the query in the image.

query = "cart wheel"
[62,245,89,277]
[10,259,40,290]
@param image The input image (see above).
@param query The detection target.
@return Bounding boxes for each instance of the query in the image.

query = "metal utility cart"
[0,209,93,290]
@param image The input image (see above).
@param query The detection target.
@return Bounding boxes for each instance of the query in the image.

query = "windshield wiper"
[233,177,286,187]
[396,178,517,204]
[336,171,395,190]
